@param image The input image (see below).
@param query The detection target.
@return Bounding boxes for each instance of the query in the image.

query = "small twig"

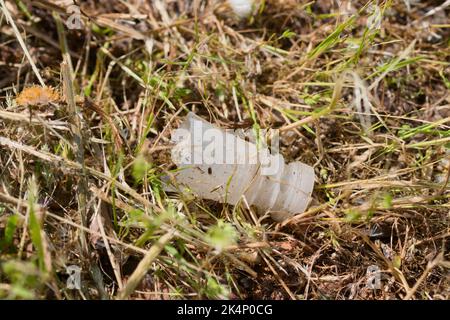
[94,200,124,290]
[0,109,69,130]
[259,249,297,300]
[53,12,74,76]
[423,0,450,18]
[403,253,443,300]
[117,230,175,299]
[62,60,89,254]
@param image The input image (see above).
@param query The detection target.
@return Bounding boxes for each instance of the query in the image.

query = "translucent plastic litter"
[170,112,315,221]
[228,0,254,18]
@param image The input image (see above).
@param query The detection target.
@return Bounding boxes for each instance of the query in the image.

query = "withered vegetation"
[0,0,449,299]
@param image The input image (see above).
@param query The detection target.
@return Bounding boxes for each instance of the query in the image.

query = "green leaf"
[205,276,229,299]
[308,16,356,60]
[392,255,402,269]
[382,193,393,209]
[280,29,296,39]
[2,214,19,248]
[132,155,152,183]
[205,220,238,252]
[344,209,361,223]
[27,178,46,273]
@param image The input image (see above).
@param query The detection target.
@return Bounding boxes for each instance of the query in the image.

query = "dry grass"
[0,0,449,300]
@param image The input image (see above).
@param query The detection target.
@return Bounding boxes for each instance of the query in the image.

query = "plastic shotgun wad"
[170,113,315,221]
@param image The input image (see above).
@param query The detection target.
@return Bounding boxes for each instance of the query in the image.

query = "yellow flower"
[16,85,59,107]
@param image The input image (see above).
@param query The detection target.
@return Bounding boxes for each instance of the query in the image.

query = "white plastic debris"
[228,0,254,18]
[170,113,315,221]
